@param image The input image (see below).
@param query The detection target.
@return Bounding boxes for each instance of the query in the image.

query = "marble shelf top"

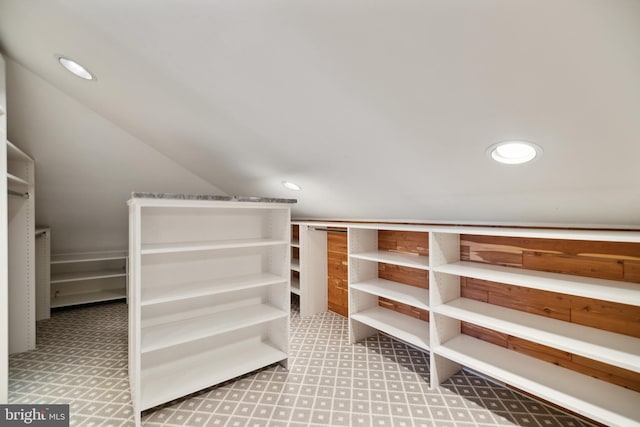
[131,192,297,204]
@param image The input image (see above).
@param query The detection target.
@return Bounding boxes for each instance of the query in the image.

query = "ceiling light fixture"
[488,141,542,165]
[282,181,301,191]
[57,56,95,81]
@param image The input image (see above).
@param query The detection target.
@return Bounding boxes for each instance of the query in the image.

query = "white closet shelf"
[291,277,300,295]
[7,173,29,187]
[350,278,429,311]
[141,304,287,353]
[141,238,288,255]
[350,250,429,270]
[351,306,430,351]
[141,338,286,411]
[7,140,31,161]
[291,259,300,272]
[142,273,286,306]
[433,298,640,373]
[51,251,127,264]
[291,239,300,248]
[50,289,126,308]
[433,261,640,306]
[51,269,126,284]
[435,335,640,427]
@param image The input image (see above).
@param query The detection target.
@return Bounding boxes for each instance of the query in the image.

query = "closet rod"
[310,227,347,233]
[8,189,30,199]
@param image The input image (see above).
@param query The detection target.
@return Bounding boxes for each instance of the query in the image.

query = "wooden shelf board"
[433,298,640,373]
[51,269,126,284]
[435,335,640,427]
[351,278,429,311]
[141,304,287,353]
[141,338,286,411]
[291,259,300,272]
[141,238,287,255]
[51,251,128,264]
[351,306,430,351]
[291,239,300,248]
[51,290,126,308]
[434,261,640,306]
[350,250,429,270]
[142,273,286,306]
[291,277,301,295]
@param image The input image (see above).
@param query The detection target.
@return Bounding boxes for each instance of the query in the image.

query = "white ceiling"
[1,0,639,227]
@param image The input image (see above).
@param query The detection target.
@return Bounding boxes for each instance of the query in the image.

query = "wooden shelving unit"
[128,196,292,425]
[50,251,128,308]
[428,228,640,427]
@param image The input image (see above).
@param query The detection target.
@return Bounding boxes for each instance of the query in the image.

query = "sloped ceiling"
[0,0,639,227]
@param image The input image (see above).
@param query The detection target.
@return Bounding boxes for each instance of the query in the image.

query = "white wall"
[6,59,227,253]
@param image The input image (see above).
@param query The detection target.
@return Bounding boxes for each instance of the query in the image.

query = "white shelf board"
[291,277,300,295]
[428,225,640,243]
[434,261,640,306]
[142,273,286,306]
[350,250,429,270]
[291,259,300,272]
[291,239,300,248]
[141,338,286,410]
[50,289,126,308]
[435,335,640,427]
[351,278,429,311]
[351,306,430,351]
[141,238,287,255]
[6,140,32,161]
[433,298,640,373]
[51,251,128,264]
[51,269,126,284]
[7,172,29,186]
[141,304,287,353]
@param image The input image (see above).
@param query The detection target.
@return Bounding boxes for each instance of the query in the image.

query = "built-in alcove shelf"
[433,261,640,306]
[50,251,128,308]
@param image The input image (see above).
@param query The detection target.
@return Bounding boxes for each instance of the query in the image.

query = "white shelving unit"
[50,250,127,308]
[128,196,292,425]
[428,228,640,427]
[289,222,329,317]
[348,225,431,352]
[7,140,35,354]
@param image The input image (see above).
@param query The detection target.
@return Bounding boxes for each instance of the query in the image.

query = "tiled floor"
[8,300,594,427]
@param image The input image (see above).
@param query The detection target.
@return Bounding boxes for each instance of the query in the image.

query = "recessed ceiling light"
[488,141,542,164]
[282,181,301,191]
[57,56,95,81]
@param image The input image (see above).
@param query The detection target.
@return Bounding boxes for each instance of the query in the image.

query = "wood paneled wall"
[291,224,299,242]
[461,234,640,392]
[327,230,348,317]
[377,231,430,321]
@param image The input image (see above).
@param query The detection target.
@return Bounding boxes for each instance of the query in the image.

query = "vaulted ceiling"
[1,0,639,243]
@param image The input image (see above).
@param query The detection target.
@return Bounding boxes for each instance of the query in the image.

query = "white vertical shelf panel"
[7,139,35,355]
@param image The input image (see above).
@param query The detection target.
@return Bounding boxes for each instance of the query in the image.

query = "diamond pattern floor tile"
[9,298,596,426]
